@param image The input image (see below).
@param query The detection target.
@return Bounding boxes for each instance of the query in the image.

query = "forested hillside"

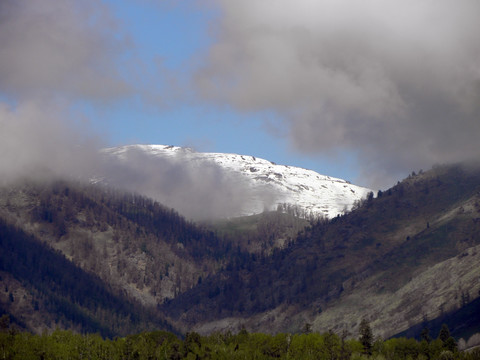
[203,207,311,254]
[0,218,173,336]
[162,164,480,338]
[2,164,480,339]
[0,180,249,335]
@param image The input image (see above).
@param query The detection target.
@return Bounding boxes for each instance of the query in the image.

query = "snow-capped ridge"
[102,144,373,219]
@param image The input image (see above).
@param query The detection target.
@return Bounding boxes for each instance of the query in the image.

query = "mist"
[0,101,103,184]
[99,147,275,220]
[195,0,480,189]
[0,0,129,100]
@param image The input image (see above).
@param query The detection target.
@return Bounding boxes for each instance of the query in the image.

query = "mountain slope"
[0,180,235,335]
[3,163,480,339]
[101,145,372,219]
[0,217,174,336]
[160,164,480,338]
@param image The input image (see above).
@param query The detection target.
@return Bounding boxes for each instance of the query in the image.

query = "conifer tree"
[439,324,450,343]
[421,327,432,343]
[359,319,373,355]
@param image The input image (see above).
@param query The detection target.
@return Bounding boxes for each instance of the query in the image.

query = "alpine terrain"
[101,145,372,219]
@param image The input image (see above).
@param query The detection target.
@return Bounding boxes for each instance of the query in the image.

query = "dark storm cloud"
[195,0,480,188]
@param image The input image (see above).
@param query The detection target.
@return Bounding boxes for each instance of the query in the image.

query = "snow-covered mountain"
[101,144,372,219]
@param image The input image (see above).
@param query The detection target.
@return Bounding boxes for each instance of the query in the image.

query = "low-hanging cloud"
[0,101,102,184]
[99,147,276,220]
[195,0,480,188]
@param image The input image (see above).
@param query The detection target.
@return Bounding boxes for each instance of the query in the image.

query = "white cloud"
[0,0,125,183]
[0,101,101,183]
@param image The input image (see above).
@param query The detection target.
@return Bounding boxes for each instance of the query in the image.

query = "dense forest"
[1,315,479,360]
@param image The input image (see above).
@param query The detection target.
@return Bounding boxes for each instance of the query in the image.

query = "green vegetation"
[1,318,479,360]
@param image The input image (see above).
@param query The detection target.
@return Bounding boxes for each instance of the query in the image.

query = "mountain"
[0,180,232,335]
[2,162,480,341]
[160,163,480,339]
[101,145,372,219]
[0,216,174,337]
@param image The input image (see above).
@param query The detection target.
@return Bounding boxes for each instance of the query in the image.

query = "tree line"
[1,316,479,360]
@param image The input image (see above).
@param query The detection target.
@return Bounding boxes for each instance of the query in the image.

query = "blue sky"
[94,0,361,183]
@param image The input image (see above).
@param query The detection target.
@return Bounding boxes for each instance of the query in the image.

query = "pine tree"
[421,327,432,343]
[439,324,450,343]
[439,324,457,352]
[359,319,373,355]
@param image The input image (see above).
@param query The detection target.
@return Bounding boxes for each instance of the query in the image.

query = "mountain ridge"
[0,180,231,335]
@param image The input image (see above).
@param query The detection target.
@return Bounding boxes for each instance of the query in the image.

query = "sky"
[90,0,358,183]
[1,0,480,193]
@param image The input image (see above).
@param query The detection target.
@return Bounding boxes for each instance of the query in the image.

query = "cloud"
[0,0,130,101]
[0,101,102,183]
[195,0,480,188]
[0,0,260,220]
[0,0,127,183]
[99,147,275,220]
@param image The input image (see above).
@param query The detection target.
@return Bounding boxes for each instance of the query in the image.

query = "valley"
[1,158,480,345]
